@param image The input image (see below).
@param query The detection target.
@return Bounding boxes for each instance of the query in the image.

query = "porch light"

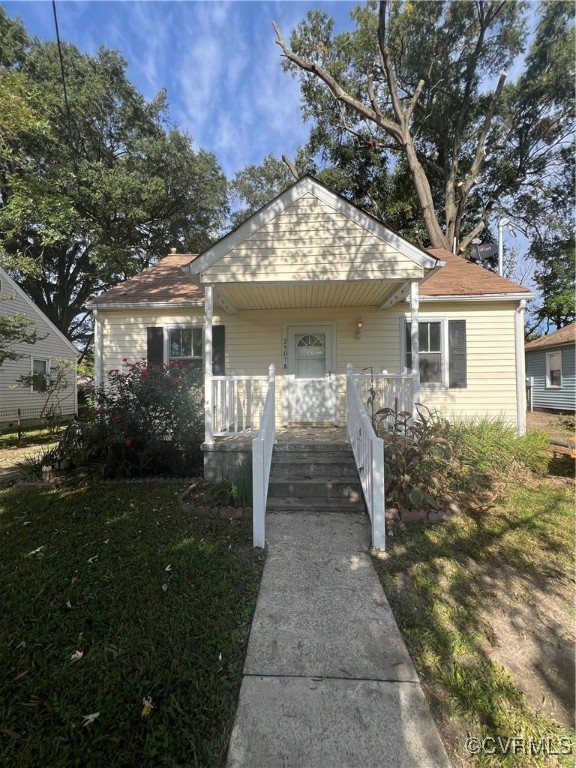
[355,318,363,339]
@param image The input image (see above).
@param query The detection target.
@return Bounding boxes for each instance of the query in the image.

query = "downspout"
[515,299,527,435]
[204,285,214,445]
[93,308,103,390]
[410,281,420,417]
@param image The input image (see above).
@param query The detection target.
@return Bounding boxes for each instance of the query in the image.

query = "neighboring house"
[89,176,532,476]
[525,323,576,412]
[0,266,77,428]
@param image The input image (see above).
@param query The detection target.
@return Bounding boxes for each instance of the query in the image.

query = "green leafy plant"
[204,460,253,508]
[15,446,60,480]
[57,360,204,479]
[17,359,73,433]
[374,404,454,510]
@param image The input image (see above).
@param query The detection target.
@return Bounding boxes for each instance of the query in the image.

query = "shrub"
[374,404,455,510]
[204,459,253,508]
[374,406,550,512]
[58,360,204,479]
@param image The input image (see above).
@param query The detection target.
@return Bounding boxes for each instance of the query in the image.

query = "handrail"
[252,364,276,548]
[346,364,385,551]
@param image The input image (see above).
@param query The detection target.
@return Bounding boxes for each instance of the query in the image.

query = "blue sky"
[3,0,357,178]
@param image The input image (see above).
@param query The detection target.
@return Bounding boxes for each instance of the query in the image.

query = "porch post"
[204,285,214,445]
[410,281,420,416]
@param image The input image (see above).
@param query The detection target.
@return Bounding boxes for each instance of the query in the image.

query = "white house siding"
[100,299,519,430]
[201,193,424,284]
[0,277,76,422]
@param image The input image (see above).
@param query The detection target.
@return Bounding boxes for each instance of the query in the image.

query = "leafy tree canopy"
[0,9,229,355]
[267,0,574,330]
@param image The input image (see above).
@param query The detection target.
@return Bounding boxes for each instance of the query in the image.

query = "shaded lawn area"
[373,476,575,767]
[0,484,264,768]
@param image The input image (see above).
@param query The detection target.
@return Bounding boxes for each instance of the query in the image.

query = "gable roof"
[0,266,77,356]
[186,175,441,281]
[525,322,575,351]
[423,249,532,298]
[87,254,202,308]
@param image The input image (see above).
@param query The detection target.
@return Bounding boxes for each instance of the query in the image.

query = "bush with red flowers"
[62,360,204,478]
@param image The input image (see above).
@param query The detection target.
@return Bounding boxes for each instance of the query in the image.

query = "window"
[404,318,467,389]
[32,359,48,392]
[168,327,203,367]
[405,320,444,385]
[546,350,562,388]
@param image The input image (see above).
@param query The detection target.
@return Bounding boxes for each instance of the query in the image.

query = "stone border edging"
[178,480,252,520]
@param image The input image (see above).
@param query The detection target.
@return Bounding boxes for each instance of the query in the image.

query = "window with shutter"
[404,317,467,389]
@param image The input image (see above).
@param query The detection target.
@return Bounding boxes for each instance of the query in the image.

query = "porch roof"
[183,176,442,311]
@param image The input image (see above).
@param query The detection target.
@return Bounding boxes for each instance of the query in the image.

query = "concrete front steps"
[267,443,365,513]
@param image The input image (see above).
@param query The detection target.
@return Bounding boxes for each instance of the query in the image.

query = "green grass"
[0,484,264,767]
[0,424,68,449]
[373,477,575,767]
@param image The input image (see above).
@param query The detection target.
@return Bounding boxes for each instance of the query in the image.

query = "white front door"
[284,325,337,424]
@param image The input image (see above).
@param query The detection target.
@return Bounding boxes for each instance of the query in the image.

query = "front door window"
[295,333,326,379]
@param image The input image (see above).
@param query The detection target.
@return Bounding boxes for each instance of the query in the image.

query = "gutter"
[419,292,533,303]
[86,301,204,310]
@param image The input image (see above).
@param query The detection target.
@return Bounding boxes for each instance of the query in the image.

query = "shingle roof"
[88,247,531,308]
[423,248,531,297]
[525,322,576,351]
[88,254,201,306]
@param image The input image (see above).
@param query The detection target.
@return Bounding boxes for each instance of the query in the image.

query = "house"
[89,175,532,472]
[525,323,575,412]
[0,266,77,429]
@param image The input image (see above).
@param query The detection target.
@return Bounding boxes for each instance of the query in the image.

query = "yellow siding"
[99,300,520,429]
[203,193,424,283]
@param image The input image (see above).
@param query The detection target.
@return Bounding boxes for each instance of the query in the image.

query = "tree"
[274,1,574,255]
[0,9,229,355]
[229,153,295,228]
[0,307,42,366]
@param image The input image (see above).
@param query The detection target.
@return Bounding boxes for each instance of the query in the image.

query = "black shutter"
[449,320,467,388]
[147,327,164,366]
[212,325,225,375]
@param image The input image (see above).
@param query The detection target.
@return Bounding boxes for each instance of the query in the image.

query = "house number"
[283,338,288,371]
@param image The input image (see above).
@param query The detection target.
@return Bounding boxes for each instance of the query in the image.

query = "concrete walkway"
[226,512,451,768]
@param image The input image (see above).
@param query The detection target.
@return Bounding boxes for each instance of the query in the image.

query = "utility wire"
[51,0,77,167]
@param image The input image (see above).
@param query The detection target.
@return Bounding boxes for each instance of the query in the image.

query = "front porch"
[201,365,414,553]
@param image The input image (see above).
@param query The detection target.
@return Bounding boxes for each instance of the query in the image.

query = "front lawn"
[0,484,264,767]
[374,474,575,767]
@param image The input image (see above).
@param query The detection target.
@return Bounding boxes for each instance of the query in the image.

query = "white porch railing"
[252,364,276,548]
[346,364,385,551]
[212,375,268,436]
[353,371,414,426]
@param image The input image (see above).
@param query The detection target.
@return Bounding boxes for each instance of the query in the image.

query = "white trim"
[419,292,532,303]
[164,324,204,365]
[30,356,50,393]
[186,176,439,279]
[94,308,103,389]
[402,313,449,390]
[204,286,214,445]
[515,300,527,435]
[545,349,563,389]
[0,266,77,356]
[214,289,237,315]
[410,282,420,411]
[87,301,204,310]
